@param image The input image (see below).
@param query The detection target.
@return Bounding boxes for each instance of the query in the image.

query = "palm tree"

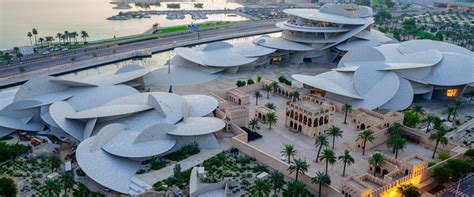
[32,28,38,45]
[412,104,425,117]
[265,102,276,110]
[326,126,343,150]
[60,173,75,195]
[73,182,90,196]
[266,112,277,129]
[70,32,79,43]
[27,32,33,46]
[250,179,271,197]
[289,90,300,102]
[342,103,352,124]
[314,135,329,162]
[387,134,406,159]
[41,179,61,197]
[424,114,437,132]
[49,154,62,173]
[357,130,375,155]
[288,158,309,181]
[80,31,89,43]
[388,122,403,135]
[429,127,448,159]
[254,91,262,105]
[56,33,63,44]
[64,31,70,43]
[281,144,297,164]
[311,171,331,197]
[284,180,309,197]
[446,104,456,121]
[270,81,278,95]
[45,36,54,46]
[452,99,463,121]
[61,34,68,44]
[369,152,385,177]
[269,170,285,196]
[319,148,336,174]
[264,84,273,99]
[249,117,260,133]
[338,150,354,177]
[38,38,45,47]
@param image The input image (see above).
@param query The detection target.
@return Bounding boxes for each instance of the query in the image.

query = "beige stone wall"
[229,122,342,197]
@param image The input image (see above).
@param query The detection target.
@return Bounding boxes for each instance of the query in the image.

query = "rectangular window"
[446,89,458,97]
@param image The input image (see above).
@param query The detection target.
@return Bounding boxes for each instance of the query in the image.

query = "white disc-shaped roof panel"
[0,127,16,138]
[83,66,150,86]
[276,22,351,33]
[76,136,140,194]
[380,49,443,70]
[350,71,399,110]
[231,42,277,57]
[14,76,67,102]
[65,85,138,112]
[168,117,225,136]
[399,40,474,57]
[0,115,43,131]
[49,101,84,141]
[175,44,258,68]
[379,78,414,110]
[66,104,152,119]
[253,36,314,51]
[182,94,218,117]
[353,62,390,95]
[283,9,367,25]
[422,52,474,86]
[50,78,98,87]
[292,72,363,99]
[338,46,385,68]
[103,124,176,158]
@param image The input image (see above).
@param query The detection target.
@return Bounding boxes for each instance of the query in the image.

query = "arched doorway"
[360,123,366,130]
[375,166,382,176]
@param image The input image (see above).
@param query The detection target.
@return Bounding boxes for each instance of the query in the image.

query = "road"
[0,20,281,78]
[440,174,474,197]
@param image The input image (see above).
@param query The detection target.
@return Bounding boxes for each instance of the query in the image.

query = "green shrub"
[247,78,254,85]
[437,152,450,161]
[256,75,262,83]
[427,161,437,167]
[164,142,200,161]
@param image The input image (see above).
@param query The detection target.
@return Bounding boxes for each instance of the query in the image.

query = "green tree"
[429,127,448,159]
[27,32,33,46]
[247,78,255,85]
[464,148,474,159]
[387,134,406,159]
[311,171,331,197]
[18,66,25,74]
[80,31,89,43]
[73,182,90,197]
[431,165,453,183]
[288,158,309,181]
[412,104,425,117]
[369,152,385,176]
[446,159,471,181]
[270,81,278,95]
[32,28,38,45]
[397,183,421,197]
[342,104,352,124]
[403,111,420,127]
[284,180,310,197]
[250,179,271,197]
[269,170,285,197]
[56,33,63,44]
[281,144,297,164]
[319,148,336,174]
[314,135,329,162]
[338,149,355,177]
[452,99,463,121]
[264,84,272,99]
[40,179,61,197]
[289,90,300,102]
[61,173,75,195]
[446,104,456,121]
[326,126,343,150]
[0,177,17,197]
[424,114,438,132]
[265,102,276,110]
[236,80,246,87]
[49,154,62,173]
[254,91,262,105]
[357,130,375,155]
[266,112,277,130]
[256,75,262,83]
[249,117,261,133]
[173,164,181,179]
[388,122,403,135]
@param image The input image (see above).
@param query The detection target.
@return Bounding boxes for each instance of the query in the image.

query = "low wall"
[234,82,264,94]
[229,123,342,197]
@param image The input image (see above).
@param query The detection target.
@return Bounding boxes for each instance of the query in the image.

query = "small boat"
[194,3,204,8]
[167,3,180,9]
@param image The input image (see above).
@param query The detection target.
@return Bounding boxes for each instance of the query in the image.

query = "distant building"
[18,46,34,56]
[285,95,336,137]
[433,0,474,11]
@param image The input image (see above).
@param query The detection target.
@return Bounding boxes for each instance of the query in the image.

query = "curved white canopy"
[399,40,474,57]
[379,78,414,110]
[49,101,84,141]
[67,104,152,119]
[421,52,474,86]
[284,9,367,25]
[167,117,225,136]
[292,72,363,99]
[253,36,314,51]
[182,95,218,117]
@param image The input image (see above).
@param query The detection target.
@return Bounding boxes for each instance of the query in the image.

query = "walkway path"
[136,138,232,185]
